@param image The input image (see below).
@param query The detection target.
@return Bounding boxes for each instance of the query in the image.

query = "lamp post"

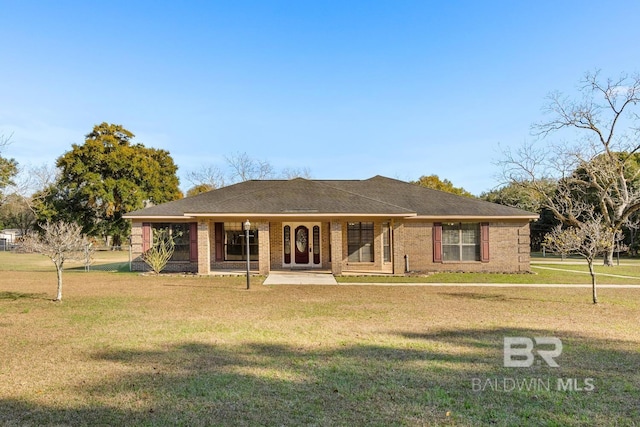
[244,219,251,290]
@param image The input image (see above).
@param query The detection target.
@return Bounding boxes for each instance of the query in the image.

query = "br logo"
[503,337,562,367]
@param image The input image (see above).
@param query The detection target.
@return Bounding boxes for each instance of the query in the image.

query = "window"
[283,225,291,264]
[382,222,391,263]
[150,223,192,261]
[347,222,374,262]
[224,222,259,261]
[442,223,480,261]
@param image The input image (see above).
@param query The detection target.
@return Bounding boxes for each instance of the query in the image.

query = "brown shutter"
[189,222,198,262]
[480,222,490,262]
[142,223,151,252]
[215,222,224,262]
[433,222,442,263]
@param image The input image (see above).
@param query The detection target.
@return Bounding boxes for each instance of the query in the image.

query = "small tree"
[21,221,89,302]
[142,227,175,274]
[544,209,619,304]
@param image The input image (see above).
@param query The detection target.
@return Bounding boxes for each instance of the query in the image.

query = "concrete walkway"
[262,269,640,288]
[263,272,640,288]
[263,270,338,285]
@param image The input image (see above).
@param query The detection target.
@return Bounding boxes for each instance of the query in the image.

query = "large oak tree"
[40,123,182,247]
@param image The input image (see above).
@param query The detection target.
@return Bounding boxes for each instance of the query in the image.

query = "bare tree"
[226,151,275,182]
[544,204,620,304]
[500,71,640,265]
[624,214,640,256]
[185,164,226,190]
[280,167,312,180]
[9,163,59,215]
[186,152,313,195]
[21,221,90,302]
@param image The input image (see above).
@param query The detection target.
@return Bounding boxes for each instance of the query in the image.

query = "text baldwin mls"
[472,377,595,392]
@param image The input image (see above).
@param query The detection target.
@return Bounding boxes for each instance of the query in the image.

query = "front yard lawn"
[0,258,638,425]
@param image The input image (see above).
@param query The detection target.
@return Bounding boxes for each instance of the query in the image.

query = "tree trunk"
[112,234,122,250]
[55,262,63,302]
[588,260,598,304]
[603,246,614,266]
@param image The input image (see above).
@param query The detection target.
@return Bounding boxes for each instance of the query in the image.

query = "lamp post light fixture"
[244,219,251,290]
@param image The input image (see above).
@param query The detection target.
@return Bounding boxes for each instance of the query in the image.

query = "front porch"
[194,219,399,276]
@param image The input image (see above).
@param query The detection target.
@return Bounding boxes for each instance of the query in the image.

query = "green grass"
[0,252,639,425]
[337,254,640,284]
[0,250,132,272]
[337,263,640,285]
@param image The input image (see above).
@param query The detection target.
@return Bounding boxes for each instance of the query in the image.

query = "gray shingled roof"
[124,175,537,219]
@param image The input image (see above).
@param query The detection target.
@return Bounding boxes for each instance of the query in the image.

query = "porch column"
[392,221,405,275]
[130,221,143,259]
[330,221,343,275]
[197,220,211,275]
[258,221,270,275]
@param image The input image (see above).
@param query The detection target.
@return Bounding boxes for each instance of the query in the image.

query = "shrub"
[142,228,174,274]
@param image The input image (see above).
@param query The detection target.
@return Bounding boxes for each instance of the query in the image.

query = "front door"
[294,225,309,264]
[284,223,322,267]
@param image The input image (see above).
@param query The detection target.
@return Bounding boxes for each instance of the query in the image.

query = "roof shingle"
[124,175,537,219]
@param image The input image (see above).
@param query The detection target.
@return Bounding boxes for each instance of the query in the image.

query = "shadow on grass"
[0,291,48,300]
[68,262,131,273]
[0,328,638,426]
[440,292,517,302]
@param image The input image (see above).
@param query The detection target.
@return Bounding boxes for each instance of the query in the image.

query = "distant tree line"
[3,70,640,301]
[0,122,314,248]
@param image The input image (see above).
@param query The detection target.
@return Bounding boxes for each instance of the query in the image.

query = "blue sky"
[1,1,639,195]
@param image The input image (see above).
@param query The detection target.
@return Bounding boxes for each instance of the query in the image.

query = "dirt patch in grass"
[0,268,639,425]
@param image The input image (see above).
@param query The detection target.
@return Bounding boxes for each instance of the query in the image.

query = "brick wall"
[402,222,432,271]
[258,221,270,275]
[269,221,283,269]
[401,220,532,273]
[330,221,343,275]
[130,218,533,274]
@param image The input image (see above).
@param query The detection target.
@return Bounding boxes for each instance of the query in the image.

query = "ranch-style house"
[124,175,538,275]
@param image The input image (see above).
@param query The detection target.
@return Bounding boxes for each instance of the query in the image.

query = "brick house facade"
[124,176,537,275]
